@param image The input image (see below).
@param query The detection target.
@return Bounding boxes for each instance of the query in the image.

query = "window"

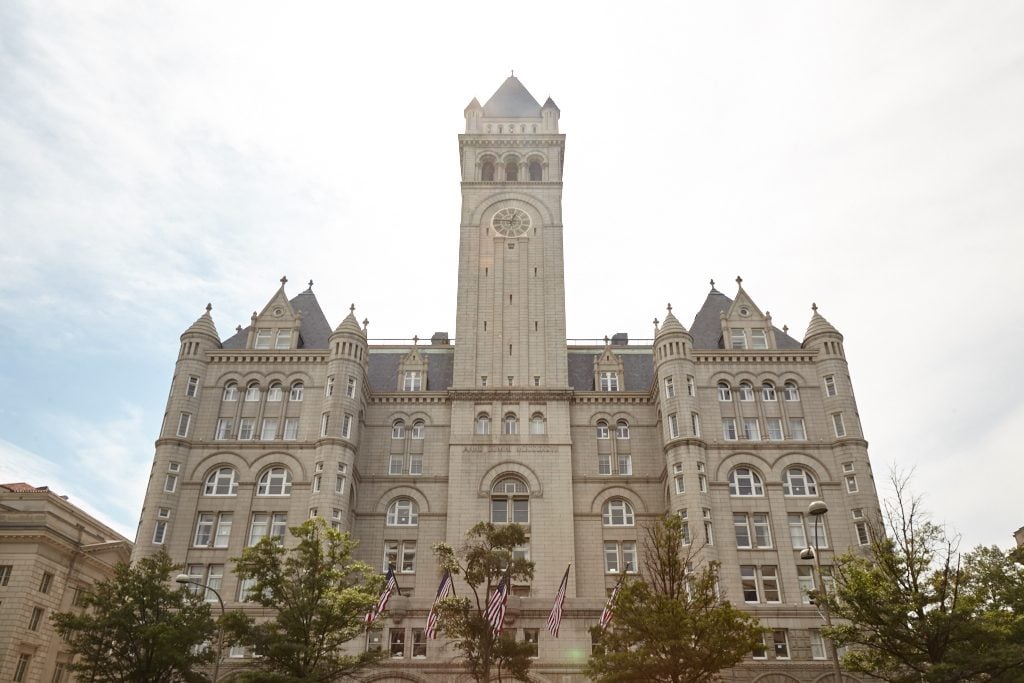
[248,512,287,545]
[244,382,261,401]
[687,375,696,396]
[261,418,278,440]
[738,382,754,401]
[717,382,732,401]
[703,508,714,545]
[832,413,847,437]
[790,513,828,548]
[730,328,747,349]
[214,513,232,548]
[824,374,837,397]
[529,414,545,435]
[788,418,806,440]
[331,508,343,530]
[229,645,247,659]
[528,159,543,181]
[595,421,609,439]
[387,499,419,526]
[153,520,168,544]
[615,420,629,439]
[341,414,352,439]
[809,629,826,659]
[389,628,406,658]
[602,499,635,526]
[734,513,752,548]
[752,513,772,547]
[503,413,518,435]
[290,382,304,401]
[238,417,255,440]
[742,418,760,440]
[740,566,781,604]
[599,372,619,392]
[366,631,383,652]
[691,412,701,437]
[617,453,632,476]
[505,159,518,181]
[797,566,816,603]
[665,375,675,398]
[789,514,808,549]
[668,414,679,439]
[761,382,776,401]
[186,376,199,397]
[0,565,12,586]
[772,629,790,659]
[762,566,781,602]
[272,329,290,349]
[257,467,293,496]
[752,634,767,660]
[598,452,611,475]
[481,160,495,181]
[164,474,178,493]
[856,521,870,545]
[176,413,191,438]
[412,628,427,658]
[674,473,685,494]
[765,417,783,440]
[389,451,403,475]
[383,541,417,573]
[346,376,357,398]
[223,382,239,401]
[491,477,529,524]
[410,452,423,475]
[480,376,487,387]
[254,329,272,349]
[52,662,68,683]
[194,513,215,546]
[403,371,422,391]
[320,413,330,436]
[751,329,768,349]
[729,467,764,496]
[783,467,818,496]
[679,510,691,544]
[476,414,490,435]
[783,381,800,401]
[740,565,759,602]
[13,654,30,682]
[523,628,539,658]
[267,382,283,401]
[168,462,180,472]
[204,468,238,496]
[29,606,44,630]
[205,565,223,602]
[722,418,737,440]
[283,417,299,440]
[412,420,425,439]
[844,461,855,472]
[734,513,772,549]
[214,418,232,440]
[325,376,334,397]
[846,474,859,492]
[604,541,637,573]
[336,463,347,493]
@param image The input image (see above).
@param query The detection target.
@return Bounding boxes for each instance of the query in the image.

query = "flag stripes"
[365,568,398,627]
[484,575,510,636]
[425,571,454,639]
[546,564,571,637]
[599,574,624,630]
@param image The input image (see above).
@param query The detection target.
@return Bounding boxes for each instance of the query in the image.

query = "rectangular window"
[832,413,847,437]
[283,418,299,440]
[51,662,68,683]
[740,565,759,602]
[261,418,278,440]
[238,577,256,602]
[752,634,767,660]
[186,376,199,397]
[320,413,330,437]
[734,514,752,548]
[480,376,487,387]
[668,413,679,439]
[810,517,828,548]
[686,375,696,396]
[788,418,806,440]
[621,542,637,573]
[177,413,191,437]
[809,629,826,659]
[401,541,417,573]
[254,329,272,349]
[215,418,232,440]
[730,328,747,349]
[598,453,611,475]
[336,463,347,493]
[751,329,768,349]
[599,371,619,392]
[766,417,783,440]
[14,654,30,682]
[383,541,399,572]
[824,374,837,397]
[618,453,632,476]
[205,565,223,602]
[789,514,808,549]
[238,418,255,440]
[798,566,816,604]
[674,475,685,494]
[214,513,232,548]
[248,513,269,546]
[275,329,291,350]
[699,473,707,492]
[844,461,855,472]
[412,628,427,658]
[410,453,426,476]
[153,520,168,544]
[772,629,790,659]
[29,606,44,630]
[269,513,287,542]
[389,628,405,658]
[752,513,772,548]
[168,461,180,472]
[703,508,714,545]
[680,509,691,544]
[603,542,619,573]
[366,631,383,652]
[691,412,701,437]
[346,376,356,398]
[761,566,781,602]
[524,628,539,658]
[665,375,675,398]
[856,521,870,545]
[722,418,737,440]
[194,513,215,547]
[389,453,403,475]
[229,645,246,659]
[342,414,352,439]
[164,474,178,493]
[184,565,204,595]
[403,371,421,391]
[325,376,334,397]
[846,474,859,493]
[331,508,343,530]
[742,418,760,440]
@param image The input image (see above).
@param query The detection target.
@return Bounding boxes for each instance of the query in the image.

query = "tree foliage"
[432,522,536,682]
[824,472,1024,683]
[221,518,384,682]
[51,550,216,683]
[585,515,765,683]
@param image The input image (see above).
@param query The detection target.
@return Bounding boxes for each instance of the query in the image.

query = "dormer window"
[403,371,422,392]
[254,329,272,349]
[599,372,619,392]
[730,329,747,349]
[275,329,291,350]
[751,329,768,349]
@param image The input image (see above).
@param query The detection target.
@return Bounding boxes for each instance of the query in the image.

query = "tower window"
[481,161,495,181]
[505,160,518,181]
[529,161,542,181]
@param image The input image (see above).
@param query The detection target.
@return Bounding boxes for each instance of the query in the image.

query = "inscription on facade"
[462,445,558,454]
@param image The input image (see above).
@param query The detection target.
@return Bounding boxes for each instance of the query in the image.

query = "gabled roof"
[690,287,801,350]
[222,287,332,350]
[483,76,542,118]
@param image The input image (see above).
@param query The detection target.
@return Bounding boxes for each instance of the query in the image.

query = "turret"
[464,97,483,133]
[542,96,560,133]
[802,303,862,442]
[168,304,222,440]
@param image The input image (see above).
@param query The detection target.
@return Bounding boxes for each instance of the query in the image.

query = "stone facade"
[0,483,131,683]
[134,76,881,682]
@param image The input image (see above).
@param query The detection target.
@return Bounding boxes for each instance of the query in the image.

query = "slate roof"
[367,350,455,392]
[222,288,333,350]
[690,288,801,350]
[483,76,542,118]
[567,351,655,392]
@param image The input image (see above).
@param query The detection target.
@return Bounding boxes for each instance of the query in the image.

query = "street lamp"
[800,500,844,683]
[175,573,225,682]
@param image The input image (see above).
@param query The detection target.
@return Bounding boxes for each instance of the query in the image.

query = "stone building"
[0,482,132,683]
[134,76,881,682]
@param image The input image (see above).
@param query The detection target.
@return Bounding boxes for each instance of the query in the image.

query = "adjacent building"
[0,482,131,683]
[134,76,882,682]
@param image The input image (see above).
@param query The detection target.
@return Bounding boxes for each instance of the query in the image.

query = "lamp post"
[175,573,225,682]
[800,500,843,683]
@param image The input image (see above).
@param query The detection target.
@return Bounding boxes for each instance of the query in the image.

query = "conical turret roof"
[656,304,688,336]
[803,304,842,341]
[333,304,365,336]
[181,304,220,342]
[483,76,542,117]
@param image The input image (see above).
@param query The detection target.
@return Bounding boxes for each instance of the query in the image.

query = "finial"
[710,278,715,288]
[653,318,659,326]
[205,303,212,313]
[604,335,610,345]
[783,325,789,334]
[413,335,419,346]
[308,279,314,289]
[811,302,818,313]
[280,275,288,285]
[236,325,243,333]
[362,318,369,329]
[736,275,743,286]
[511,69,514,77]
[349,303,355,314]
[666,303,672,313]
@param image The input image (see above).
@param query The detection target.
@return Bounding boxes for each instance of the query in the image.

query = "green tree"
[432,522,536,682]
[824,473,1024,682]
[585,515,765,683]
[51,550,216,683]
[221,518,384,682]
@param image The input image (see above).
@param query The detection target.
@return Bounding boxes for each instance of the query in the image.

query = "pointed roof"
[182,304,220,341]
[690,286,801,350]
[803,304,842,342]
[333,304,365,337]
[483,76,542,118]
[656,304,688,337]
[542,96,560,111]
[464,97,482,112]
[222,287,332,350]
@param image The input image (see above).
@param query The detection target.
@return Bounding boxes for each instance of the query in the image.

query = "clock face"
[491,207,531,237]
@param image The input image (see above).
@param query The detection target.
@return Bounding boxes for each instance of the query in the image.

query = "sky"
[1,1,1022,549]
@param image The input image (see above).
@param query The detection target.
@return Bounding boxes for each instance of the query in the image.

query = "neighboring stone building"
[0,482,132,683]
[134,76,882,682]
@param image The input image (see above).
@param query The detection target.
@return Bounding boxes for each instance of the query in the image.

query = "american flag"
[425,571,454,639]
[598,575,624,630]
[484,574,510,636]
[365,568,398,627]
[546,564,571,637]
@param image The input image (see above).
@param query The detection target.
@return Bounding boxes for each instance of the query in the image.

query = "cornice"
[459,137,565,147]
[208,350,329,364]
[695,351,817,364]
[449,389,574,402]
[572,392,652,405]
[371,393,449,405]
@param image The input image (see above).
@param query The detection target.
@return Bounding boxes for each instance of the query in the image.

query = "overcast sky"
[1,1,1022,549]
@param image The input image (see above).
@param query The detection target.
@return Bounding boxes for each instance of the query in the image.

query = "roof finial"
[236,325,243,333]
[710,278,715,289]
[736,275,743,286]
[666,303,673,313]
[511,69,514,77]
[349,303,355,314]
[653,318,659,326]
[413,335,419,346]
[205,303,212,313]
[362,318,369,329]
[811,302,818,313]
[307,279,314,290]
[604,335,610,345]
[783,325,789,334]
[280,275,288,286]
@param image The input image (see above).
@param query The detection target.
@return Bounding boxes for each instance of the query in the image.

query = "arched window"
[223,382,239,402]
[411,420,425,439]
[761,382,777,401]
[596,421,610,439]
[386,499,419,526]
[491,477,529,524]
[783,467,818,496]
[257,467,293,496]
[204,467,238,496]
[476,413,490,435]
[783,381,800,401]
[267,382,283,401]
[602,499,635,526]
[290,382,304,401]
[245,382,261,402]
[530,413,546,435]
[503,413,519,435]
[615,420,630,439]
[481,160,495,181]
[528,161,542,181]
[504,160,518,181]
[729,467,764,496]
[738,382,754,401]
[392,420,405,439]
[717,382,732,401]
